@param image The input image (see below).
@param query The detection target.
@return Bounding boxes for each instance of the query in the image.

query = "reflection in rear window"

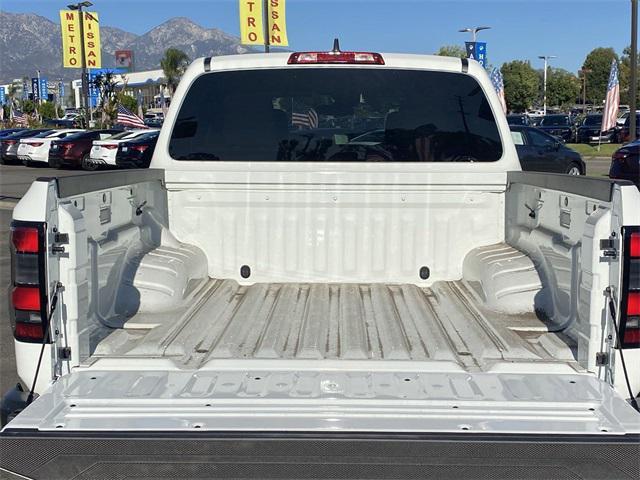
[170,68,503,162]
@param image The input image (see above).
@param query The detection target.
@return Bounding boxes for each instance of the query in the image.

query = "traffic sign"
[0,87,5,105]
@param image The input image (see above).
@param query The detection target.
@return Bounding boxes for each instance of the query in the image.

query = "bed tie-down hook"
[131,200,147,216]
[524,202,542,219]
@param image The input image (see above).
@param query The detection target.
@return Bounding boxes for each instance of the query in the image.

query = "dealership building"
[71,68,169,112]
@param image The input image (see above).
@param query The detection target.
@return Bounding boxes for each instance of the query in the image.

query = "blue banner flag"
[465,41,488,68]
[0,87,5,105]
[58,81,65,100]
[31,78,40,101]
[476,42,487,67]
[87,71,100,108]
[39,77,48,102]
[22,80,28,100]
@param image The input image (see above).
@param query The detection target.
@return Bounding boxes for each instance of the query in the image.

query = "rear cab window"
[169,68,503,162]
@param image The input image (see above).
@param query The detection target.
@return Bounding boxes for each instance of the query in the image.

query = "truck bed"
[91,276,578,373]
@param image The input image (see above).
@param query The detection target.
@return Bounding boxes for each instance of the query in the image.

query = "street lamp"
[67,1,93,128]
[579,68,592,115]
[458,26,491,42]
[538,55,557,116]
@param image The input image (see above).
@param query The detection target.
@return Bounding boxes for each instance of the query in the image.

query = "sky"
[1,0,635,73]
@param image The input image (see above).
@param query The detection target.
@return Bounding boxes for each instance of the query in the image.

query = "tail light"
[288,51,385,65]
[63,143,75,151]
[3,140,17,145]
[131,144,149,152]
[102,144,118,150]
[10,221,49,343]
[25,142,44,147]
[612,150,629,162]
[620,228,640,348]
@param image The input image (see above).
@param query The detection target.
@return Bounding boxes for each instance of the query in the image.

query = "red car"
[48,129,122,170]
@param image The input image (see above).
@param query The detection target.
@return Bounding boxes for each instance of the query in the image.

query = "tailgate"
[2,370,639,479]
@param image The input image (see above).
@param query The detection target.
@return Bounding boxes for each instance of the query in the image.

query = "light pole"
[538,55,557,115]
[67,1,93,128]
[579,68,592,115]
[458,26,491,42]
[630,0,637,141]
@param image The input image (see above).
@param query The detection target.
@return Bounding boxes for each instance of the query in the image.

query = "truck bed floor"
[91,279,578,372]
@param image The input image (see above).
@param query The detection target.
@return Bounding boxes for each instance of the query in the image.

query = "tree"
[93,71,120,126]
[581,47,618,105]
[39,101,58,119]
[119,94,138,113]
[501,60,539,112]
[160,48,190,95]
[435,45,466,59]
[620,45,640,106]
[545,68,580,108]
[21,99,36,114]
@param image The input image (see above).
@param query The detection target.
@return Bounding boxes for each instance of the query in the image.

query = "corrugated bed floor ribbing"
[94,279,578,371]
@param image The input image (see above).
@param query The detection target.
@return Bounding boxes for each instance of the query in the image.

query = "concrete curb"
[0,200,18,211]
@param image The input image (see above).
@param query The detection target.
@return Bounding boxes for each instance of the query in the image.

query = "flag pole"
[263,0,270,53]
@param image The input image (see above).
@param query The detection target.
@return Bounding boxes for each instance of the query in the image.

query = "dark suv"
[576,114,619,144]
[537,115,575,143]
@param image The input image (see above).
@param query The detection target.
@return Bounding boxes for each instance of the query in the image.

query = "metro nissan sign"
[59,9,102,68]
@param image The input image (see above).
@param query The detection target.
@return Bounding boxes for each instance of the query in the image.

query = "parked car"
[115,130,160,168]
[0,128,27,138]
[2,52,639,478]
[609,140,640,187]
[44,118,81,128]
[506,114,530,126]
[17,129,85,167]
[537,114,575,142]
[510,125,584,174]
[0,129,53,164]
[48,129,123,170]
[617,111,631,128]
[620,113,640,143]
[90,129,158,167]
[575,114,619,144]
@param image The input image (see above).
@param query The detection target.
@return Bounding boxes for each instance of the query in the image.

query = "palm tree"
[160,48,190,95]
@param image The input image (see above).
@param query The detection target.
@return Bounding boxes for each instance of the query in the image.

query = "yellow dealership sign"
[60,10,102,68]
[239,0,288,47]
[268,0,288,47]
[238,0,264,45]
[83,12,102,68]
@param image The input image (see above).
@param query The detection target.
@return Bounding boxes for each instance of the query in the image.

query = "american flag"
[116,103,147,129]
[292,108,319,129]
[601,59,619,133]
[11,107,27,126]
[490,67,507,114]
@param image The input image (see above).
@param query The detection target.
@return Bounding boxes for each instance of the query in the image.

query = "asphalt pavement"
[0,209,16,400]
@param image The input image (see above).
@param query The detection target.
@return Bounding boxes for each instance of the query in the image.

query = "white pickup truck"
[2,50,640,479]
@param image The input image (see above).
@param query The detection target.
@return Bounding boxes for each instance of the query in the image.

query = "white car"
[17,129,84,165]
[89,129,158,166]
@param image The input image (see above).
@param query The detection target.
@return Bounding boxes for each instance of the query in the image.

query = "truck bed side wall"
[505,172,639,394]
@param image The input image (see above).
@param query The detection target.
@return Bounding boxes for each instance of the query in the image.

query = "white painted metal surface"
[152,53,521,173]
[91,275,577,373]
[7,53,640,436]
[8,369,640,434]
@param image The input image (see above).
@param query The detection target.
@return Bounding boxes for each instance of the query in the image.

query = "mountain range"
[0,11,252,83]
